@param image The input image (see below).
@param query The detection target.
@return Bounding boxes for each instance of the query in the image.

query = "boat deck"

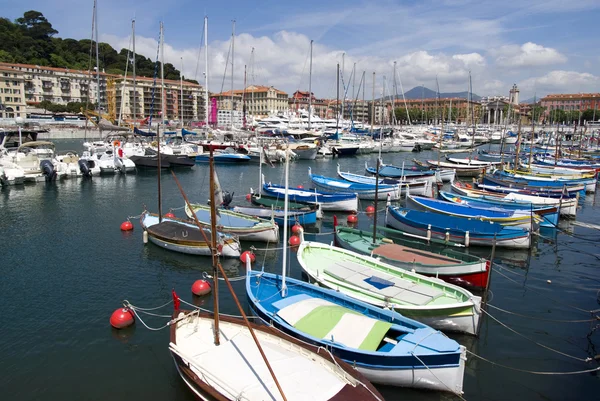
[147,221,213,242]
[174,315,356,401]
[373,243,460,266]
[324,260,454,306]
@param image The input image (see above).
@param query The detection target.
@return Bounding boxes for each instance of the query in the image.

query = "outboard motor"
[40,160,57,182]
[78,159,92,178]
[222,191,234,207]
[0,167,8,186]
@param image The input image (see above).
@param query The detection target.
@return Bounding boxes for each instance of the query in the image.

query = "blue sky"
[4,0,600,99]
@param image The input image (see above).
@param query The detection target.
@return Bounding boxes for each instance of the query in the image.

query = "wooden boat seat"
[373,244,460,266]
[147,221,214,242]
[324,261,444,306]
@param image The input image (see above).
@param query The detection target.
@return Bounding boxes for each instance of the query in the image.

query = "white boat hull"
[357,346,466,394]
[147,234,241,257]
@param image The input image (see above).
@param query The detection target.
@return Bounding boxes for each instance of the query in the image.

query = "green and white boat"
[185,203,279,242]
[297,240,482,335]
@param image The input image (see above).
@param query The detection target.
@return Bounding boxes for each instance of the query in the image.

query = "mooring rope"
[487,304,599,323]
[410,351,467,399]
[466,350,600,375]
[482,309,593,363]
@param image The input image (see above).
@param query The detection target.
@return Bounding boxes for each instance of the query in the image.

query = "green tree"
[16,10,58,39]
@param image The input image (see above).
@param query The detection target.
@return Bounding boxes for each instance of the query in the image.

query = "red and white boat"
[334,225,490,289]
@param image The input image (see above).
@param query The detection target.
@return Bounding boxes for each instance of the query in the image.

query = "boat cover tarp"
[275,295,391,351]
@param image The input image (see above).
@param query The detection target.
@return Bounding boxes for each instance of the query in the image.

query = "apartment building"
[113,76,206,123]
[213,86,288,117]
[0,66,26,119]
[540,93,600,114]
[0,62,207,124]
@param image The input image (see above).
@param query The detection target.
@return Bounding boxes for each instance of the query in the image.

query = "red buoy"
[291,223,303,234]
[297,185,304,189]
[347,214,358,224]
[164,212,175,218]
[120,221,133,231]
[240,250,256,264]
[365,205,376,214]
[191,279,211,296]
[289,235,301,246]
[110,308,135,329]
[246,194,252,201]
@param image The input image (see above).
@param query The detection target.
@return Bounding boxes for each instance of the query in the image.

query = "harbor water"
[0,140,598,400]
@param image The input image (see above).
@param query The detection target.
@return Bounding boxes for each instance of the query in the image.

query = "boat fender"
[78,159,92,177]
[40,160,57,181]
[381,238,393,244]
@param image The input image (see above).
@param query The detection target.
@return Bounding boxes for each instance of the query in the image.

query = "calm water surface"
[0,140,598,400]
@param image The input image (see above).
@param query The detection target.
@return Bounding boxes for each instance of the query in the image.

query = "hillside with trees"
[0,10,197,83]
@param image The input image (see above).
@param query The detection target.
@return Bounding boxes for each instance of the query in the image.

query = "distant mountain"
[520,97,538,104]
[382,86,481,101]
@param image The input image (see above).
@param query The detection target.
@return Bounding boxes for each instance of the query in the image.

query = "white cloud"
[519,70,600,94]
[491,42,566,67]
[100,31,486,98]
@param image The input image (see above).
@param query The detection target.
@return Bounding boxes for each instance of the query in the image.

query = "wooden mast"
[170,169,288,401]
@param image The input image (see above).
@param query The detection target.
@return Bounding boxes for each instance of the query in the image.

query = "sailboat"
[170,112,383,400]
[245,150,467,394]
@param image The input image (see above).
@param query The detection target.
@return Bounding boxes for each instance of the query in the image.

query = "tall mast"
[308,40,313,130]
[352,62,356,119]
[204,16,209,127]
[180,57,184,128]
[230,20,235,131]
[468,71,476,163]
[370,72,375,133]
[336,63,340,134]
[208,148,220,344]
[436,77,442,167]
[243,64,247,129]
[94,0,100,114]
[160,22,165,124]
[528,94,537,168]
[341,53,345,121]
[281,149,290,297]
[392,61,397,126]
[361,71,365,123]
[132,19,136,124]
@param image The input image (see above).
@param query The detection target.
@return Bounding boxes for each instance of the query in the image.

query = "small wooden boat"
[365,161,436,179]
[171,309,384,400]
[250,192,317,210]
[483,174,587,196]
[185,204,279,242]
[296,240,482,335]
[493,169,596,192]
[337,164,431,196]
[416,159,486,177]
[385,207,531,249]
[501,168,596,192]
[450,180,578,217]
[446,157,501,166]
[246,264,467,393]
[438,191,559,228]
[232,204,318,226]
[262,182,358,212]
[335,226,489,289]
[140,211,241,257]
[406,194,540,230]
[309,167,400,200]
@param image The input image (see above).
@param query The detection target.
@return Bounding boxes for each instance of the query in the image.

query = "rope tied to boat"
[481,309,594,363]
[492,263,600,315]
[409,351,467,399]
[315,346,386,401]
[127,213,143,220]
[466,350,600,375]
[201,271,247,282]
[487,304,600,323]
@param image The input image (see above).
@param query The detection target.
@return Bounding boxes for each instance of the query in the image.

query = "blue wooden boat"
[365,161,435,179]
[181,128,198,136]
[336,164,431,196]
[385,206,531,248]
[491,170,595,193]
[438,191,559,228]
[483,174,586,197]
[245,262,466,393]
[309,167,400,200]
[262,182,358,212]
[195,152,251,163]
[231,204,318,225]
[406,194,539,229]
